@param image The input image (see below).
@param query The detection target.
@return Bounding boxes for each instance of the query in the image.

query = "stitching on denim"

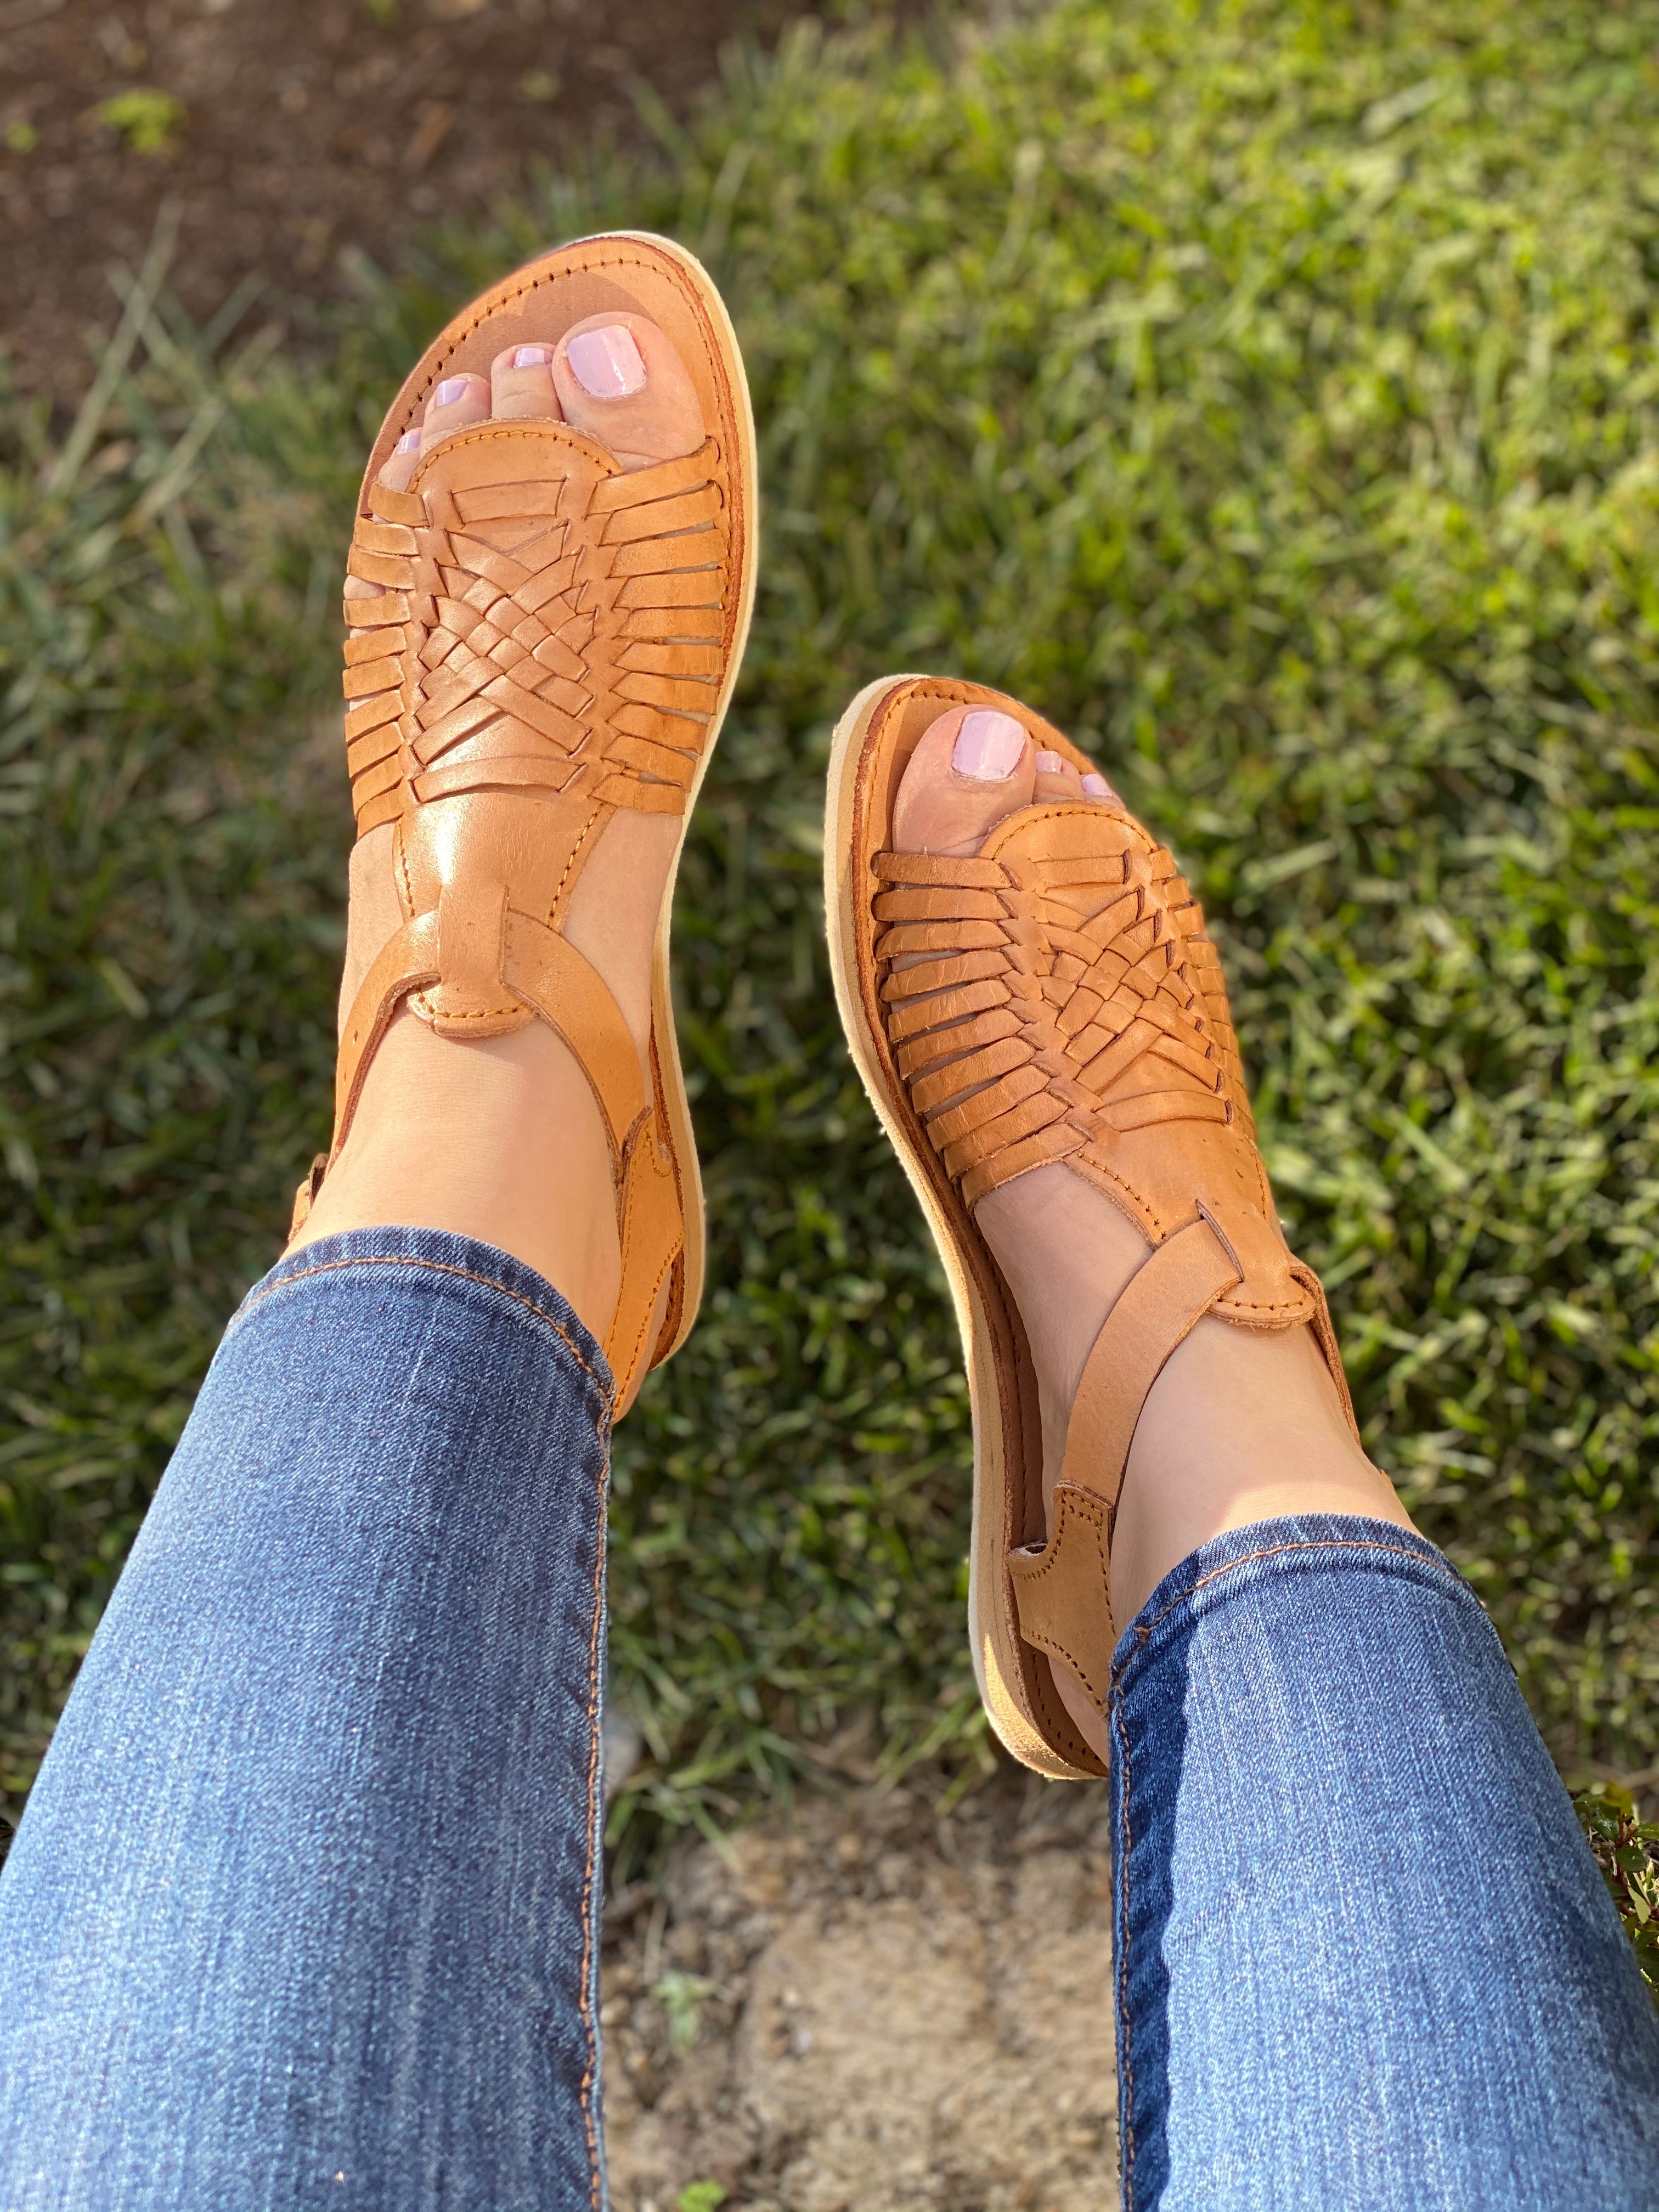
[1113,1684,1138,2209]
[577,1409,614,2209]
[230,1254,612,1404]
[1118,1535,1455,1678]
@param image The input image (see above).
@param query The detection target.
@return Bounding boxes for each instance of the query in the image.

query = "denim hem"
[1110,1512,1485,1694]
[226,1223,616,1416]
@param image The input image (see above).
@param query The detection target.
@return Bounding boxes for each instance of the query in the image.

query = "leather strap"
[603,1104,684,1393]
[332,912,442,1158]
[1007,1210,1242,1709]
[500,912,647,1163]
[302,899,675,1412]
[326,906,645,1169]
[1006,1487,1115,1707]
[1058,1207,1243,1511]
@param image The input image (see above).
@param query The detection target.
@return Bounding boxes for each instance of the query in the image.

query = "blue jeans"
[0,1228,1654,2209]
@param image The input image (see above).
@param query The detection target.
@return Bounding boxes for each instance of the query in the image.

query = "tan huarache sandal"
[825,675,1360,1778]
[290,232,757,1415]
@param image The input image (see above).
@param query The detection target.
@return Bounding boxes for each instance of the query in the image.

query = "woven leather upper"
[832,674,1365,1771]
[875,810,1246,1183]
[342,425,728,836]
[873,798,1315,1331]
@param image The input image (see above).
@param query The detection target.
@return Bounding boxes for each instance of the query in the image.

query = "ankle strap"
[1007,1209,1242,1705]
[1059,1207,1243,1509]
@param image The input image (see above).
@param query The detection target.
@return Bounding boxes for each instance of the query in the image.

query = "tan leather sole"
[347,230,759,1370]
[825,675,1107,1780]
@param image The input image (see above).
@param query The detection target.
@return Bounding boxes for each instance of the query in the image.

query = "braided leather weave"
[873,806,1256,1212]
[341,430,728,835]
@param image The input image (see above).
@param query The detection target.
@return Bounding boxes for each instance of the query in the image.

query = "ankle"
[287,1012,622,1342]
[1108,1316,1412,1625]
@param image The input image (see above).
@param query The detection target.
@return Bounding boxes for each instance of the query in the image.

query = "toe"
[490,341,564,424]
[551,313,704,471]
[1034,748,1086,804]
[891,705,1036,856]
[420,370,492,455]
[377,426,424,493]
[1081,770,1122,805]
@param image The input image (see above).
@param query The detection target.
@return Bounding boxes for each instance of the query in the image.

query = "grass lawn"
[3,0,1658,1861]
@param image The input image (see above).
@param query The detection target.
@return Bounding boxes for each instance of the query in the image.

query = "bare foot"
[290,312,707,1351]
[890,705,1412,1761]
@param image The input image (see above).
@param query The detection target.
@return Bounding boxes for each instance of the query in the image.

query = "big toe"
[552,313,704,470]
[892,707,1126,855]
[891,706,1037,856]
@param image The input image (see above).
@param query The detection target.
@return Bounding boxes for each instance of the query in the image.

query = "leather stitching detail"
[413,998,523,1022]
[551,804,603,919]
[1007,1492,1114,1705]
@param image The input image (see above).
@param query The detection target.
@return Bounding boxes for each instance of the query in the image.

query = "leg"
[0,241,752,2204]
[867,698,1659,2203]
[0,1229,614,2210]
[1110,1516,1659,2209]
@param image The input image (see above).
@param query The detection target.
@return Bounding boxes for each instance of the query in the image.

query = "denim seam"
[1114,1535,1460,1686]
[239,1241,617,2195]
[1113,1681,1139,2210]
[230,1254,614,1406]
[578,1433,611,2206]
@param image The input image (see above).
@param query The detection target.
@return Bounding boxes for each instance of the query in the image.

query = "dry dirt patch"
[0,0,800,402]
[602,1773,1119,2212]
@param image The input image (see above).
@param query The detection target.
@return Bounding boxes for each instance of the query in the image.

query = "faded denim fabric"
[1109,1515,1659,2210]
[0,1228,614,2212]
[3,1242,1655,2211]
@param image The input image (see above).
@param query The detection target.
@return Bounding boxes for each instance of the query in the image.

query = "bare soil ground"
[0,0,802,402]
[602,1773,1120,2212]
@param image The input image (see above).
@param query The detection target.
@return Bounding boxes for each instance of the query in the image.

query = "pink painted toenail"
[1034,749,1066,775]
[395,429,421,453]
[1082,772,1120,802]
[514,345,554,368]
[432,377,469,409]
[566,325,646,399]
[952,710,1027,782]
